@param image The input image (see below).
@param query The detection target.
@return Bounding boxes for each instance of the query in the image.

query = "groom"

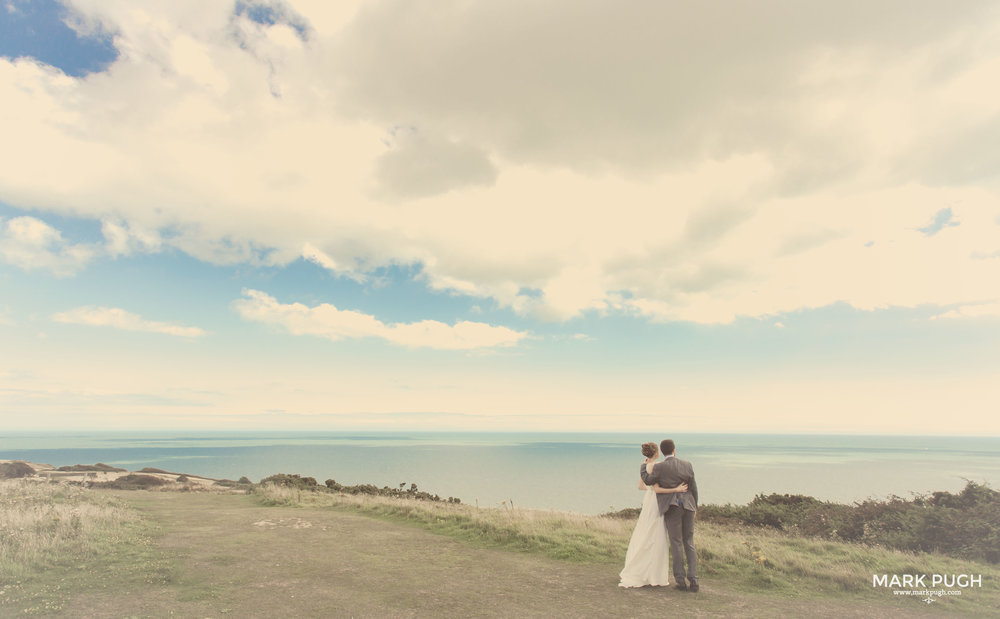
[639,439,699,592]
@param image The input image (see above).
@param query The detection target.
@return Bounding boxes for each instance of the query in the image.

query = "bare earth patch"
[252,517,317,529]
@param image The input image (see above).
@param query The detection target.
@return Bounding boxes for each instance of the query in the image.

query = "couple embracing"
[618,439,699,592]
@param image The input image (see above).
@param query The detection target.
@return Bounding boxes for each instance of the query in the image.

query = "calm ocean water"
[2,432,997,514]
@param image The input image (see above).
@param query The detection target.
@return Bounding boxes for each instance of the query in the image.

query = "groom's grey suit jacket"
[639,456,698,515]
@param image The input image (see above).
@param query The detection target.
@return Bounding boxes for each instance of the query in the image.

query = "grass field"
[255,484,1000,611]
[2,479,997,616]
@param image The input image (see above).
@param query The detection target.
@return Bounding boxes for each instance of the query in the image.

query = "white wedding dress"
[618,487,671,587]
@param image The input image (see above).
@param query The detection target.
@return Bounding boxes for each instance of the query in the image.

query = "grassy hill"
[255,483,999,607]
[2,476,997,616]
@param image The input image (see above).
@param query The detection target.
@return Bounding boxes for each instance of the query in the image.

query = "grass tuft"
[0,479,172,615]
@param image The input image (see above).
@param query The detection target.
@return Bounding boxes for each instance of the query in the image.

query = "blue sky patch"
[234,0,310,40]
[918,207,961,237]
[0,0,117,76]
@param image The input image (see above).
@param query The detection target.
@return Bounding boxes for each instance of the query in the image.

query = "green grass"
[3,480,998,615]
[0,479,173,615]
[255,483,1000,613]
[255,483,630,562]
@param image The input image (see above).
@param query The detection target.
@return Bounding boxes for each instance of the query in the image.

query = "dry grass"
[255,484,633,562]
[0,479,174,615]
[255,483,1000,610]
[0,479,142,581]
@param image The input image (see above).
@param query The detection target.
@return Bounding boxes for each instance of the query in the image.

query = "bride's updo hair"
[641,442,658,458]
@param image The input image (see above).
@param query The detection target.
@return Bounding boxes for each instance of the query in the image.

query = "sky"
[1,0,998,434]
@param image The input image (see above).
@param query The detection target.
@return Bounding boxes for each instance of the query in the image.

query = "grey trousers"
[664,505,697,584]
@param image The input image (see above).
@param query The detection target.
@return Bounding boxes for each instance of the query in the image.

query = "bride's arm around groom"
[639,454,697,509]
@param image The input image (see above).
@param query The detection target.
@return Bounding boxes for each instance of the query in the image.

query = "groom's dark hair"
[660,439,675,456]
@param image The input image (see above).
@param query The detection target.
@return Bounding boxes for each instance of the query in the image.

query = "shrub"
[698,481,999,564]
[57,463,127,473]
[0,461,36,479]
[260,473,319,489]
[322,478,460,503]
[94,474,168,489]
[699,493,828,530]
[601,507,641,520]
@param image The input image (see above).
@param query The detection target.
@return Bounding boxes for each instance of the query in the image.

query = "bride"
[618,442,688,588]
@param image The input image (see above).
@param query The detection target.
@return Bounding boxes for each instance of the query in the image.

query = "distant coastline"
[2,432,997,514]
[4,457,997,567]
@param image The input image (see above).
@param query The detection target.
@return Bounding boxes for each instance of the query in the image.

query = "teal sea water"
[1,432,997,515]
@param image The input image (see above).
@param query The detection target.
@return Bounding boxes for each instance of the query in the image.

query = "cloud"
[232,288,528,350]
[903,110,1000,187]
[0,385,212,409]
[917,207,961,236]
[52,306,208,338]
[932,300,1000,320]
[101,219,162,257]
[332,1,997,176]
[301,242,367,282]
[373,127,497,199]
[0,216,98,275]
[973,249,1000,260]
[0,215,165,274]
[0,2,999,323]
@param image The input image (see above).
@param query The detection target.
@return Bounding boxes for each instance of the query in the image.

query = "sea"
[1,432,997,515]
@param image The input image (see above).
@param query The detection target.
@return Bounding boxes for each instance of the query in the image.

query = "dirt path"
[63,492,949,618]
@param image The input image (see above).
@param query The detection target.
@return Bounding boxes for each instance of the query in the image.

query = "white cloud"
[0,2,999,323]
[0,215,165,274]
[232,288,527,350]
[932,301,1000,320]
[373,128,497,199]
[52,306,207,338]
[101,219,162,257]
[301,242,366,282]
[0,216,98,275]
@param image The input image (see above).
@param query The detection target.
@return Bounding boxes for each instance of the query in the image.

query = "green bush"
[0,461,36,479]
[698,481,999,564]
[700,493,827,529]
[260,473,319,489]
[323,478,461,503]
[94,474,168,489]
[602,507,641,520]
[57,463,127,473]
